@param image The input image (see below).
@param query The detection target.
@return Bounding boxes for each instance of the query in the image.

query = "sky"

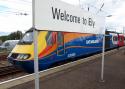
[0,0,32,35]
[0,0,125,36]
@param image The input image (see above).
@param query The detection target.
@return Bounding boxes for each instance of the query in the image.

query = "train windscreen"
[18,32,33,44]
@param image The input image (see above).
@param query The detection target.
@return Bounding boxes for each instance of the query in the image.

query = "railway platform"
[0,47,125,89]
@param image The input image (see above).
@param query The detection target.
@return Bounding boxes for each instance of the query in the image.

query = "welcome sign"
[35,0,105,34]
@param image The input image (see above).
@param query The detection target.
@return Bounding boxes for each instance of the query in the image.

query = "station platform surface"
[10,49,125,89]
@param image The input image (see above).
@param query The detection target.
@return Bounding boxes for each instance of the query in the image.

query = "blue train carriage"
[8,28,104,73]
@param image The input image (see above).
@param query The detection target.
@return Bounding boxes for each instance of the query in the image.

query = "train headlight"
[17,54,30,60]
[23,55,29,59]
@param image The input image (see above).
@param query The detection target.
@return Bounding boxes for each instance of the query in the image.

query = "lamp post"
[101,14,112,82]
[123,27,125,54]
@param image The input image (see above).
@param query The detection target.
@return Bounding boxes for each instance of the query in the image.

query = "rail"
[0,51,9,61]
[0,66,22,76]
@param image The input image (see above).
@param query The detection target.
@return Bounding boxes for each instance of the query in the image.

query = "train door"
[57,32,65,55]
[118,35,124,46]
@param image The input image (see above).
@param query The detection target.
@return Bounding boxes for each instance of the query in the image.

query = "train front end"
[8,29,48,73]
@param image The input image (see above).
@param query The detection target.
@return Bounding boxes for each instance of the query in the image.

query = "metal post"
[32,0,39,89]
[123,27,125,54]
[33,30,39,89]
[101,35,105,82]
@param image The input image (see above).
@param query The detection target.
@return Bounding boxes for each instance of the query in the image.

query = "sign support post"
[33,29,39,89]
[32,0,39,89]
[123,27,125,54]
[101,34,105,82]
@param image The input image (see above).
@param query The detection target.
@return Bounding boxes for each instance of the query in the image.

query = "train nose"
[8,57,20,66]
[8,53,31,60]
[8,57,15,65]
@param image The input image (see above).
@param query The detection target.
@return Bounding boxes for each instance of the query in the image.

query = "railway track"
[0,66,22,76]
[0,52,8,61]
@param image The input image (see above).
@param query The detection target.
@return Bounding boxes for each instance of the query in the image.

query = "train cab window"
[18,31,33,44]
[46,32,53,46]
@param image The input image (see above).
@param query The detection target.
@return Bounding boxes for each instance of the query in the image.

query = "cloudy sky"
[0,0,125,36]
[0,0,32,35]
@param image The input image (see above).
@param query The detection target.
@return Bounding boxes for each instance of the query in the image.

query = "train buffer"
[0,46,125,89]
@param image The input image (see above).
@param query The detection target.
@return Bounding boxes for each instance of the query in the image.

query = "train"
[7,28,125,73]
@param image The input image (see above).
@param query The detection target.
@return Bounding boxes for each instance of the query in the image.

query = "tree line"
[0,31,23,42]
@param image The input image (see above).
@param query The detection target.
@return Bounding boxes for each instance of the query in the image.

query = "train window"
[46,32,53,46]
[19,32,33,44]
[120,37,123,42]
[52,32,56,43]
[113,36,118,41]
[57,32,63,46]
[5,43,10,47]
